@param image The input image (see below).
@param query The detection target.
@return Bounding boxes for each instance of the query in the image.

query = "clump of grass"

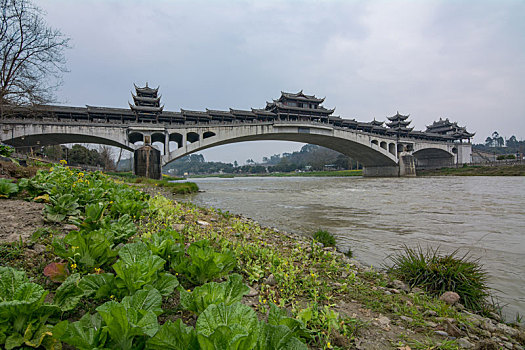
[344,247,353,259]
[313,229,336,247]
[387,245,490,311]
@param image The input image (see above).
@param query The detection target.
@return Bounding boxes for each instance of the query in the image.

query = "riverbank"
[0,166,524,349]
[418,164,525,176]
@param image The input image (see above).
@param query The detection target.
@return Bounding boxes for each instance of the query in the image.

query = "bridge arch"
[128,132,143,144]
[413,148,454,169]
[6,133,133,151]
[164,124,399,168]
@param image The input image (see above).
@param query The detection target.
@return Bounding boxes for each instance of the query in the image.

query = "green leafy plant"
[180,273,250,314]
[0,266,64,349]
[174,240,236,285]
[62,287,163,350]
[0,178,18,198]
[313,229,336,247]
[52,229,118,272]
[112,242,179,297]
[196,302,260,349]
[387,245,490,311]
[43,193,81,223]
[146,319,198,349]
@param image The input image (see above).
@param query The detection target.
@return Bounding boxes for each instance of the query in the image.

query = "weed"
[313,229,336,247]
[388,245,490,311]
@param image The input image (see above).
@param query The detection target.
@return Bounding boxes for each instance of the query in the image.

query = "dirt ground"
[0,199,45,243]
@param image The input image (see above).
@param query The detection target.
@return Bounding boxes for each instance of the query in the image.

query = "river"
[179,176,525,320]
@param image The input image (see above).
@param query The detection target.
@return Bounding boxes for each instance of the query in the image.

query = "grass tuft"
[313,229,336,247]
[387,245,490,311]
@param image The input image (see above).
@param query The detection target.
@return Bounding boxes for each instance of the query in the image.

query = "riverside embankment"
[1,165,524,349]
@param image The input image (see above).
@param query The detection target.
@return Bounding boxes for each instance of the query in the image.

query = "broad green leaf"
[152,273,179,297]
[146,319,198,350]
[96,299,159,348]
[53,273,84,311]
[78,273,116,299]
[4,332,24,350]
[61,313,107,350]
[256,323,308,350]
[196,302,259,350]
[113,242,166,295]
[181,273,249,314]
[267,303,311,341]
[121,287,163,316]
[197,325,251,350]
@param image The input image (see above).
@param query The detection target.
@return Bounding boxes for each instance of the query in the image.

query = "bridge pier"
[134,145,162,179]
[363,153,416,177]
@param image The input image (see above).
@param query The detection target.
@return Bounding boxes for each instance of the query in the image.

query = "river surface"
[180,176,525,319]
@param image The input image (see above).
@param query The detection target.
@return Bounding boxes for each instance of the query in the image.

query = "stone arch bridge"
[0,117,471,177]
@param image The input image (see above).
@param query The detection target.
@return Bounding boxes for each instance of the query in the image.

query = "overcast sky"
[38,0,525,163]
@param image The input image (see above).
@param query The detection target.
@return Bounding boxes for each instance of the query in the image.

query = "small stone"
[455,303,465,311]
[376,315,391,330]
[489,312,502,322]
[384,290,392,295]
[246,286,259,297]
[426,321,438,328]
[172,223,185,231]
[33,244,46,254]
[446,319,463,337]
[400,316,414,323]
[411,287,424,294]
[332,282,343,288]
[435,330,449,337]
[457,337,474,349]
[265,274,277,286]
[63,224,79,231]
[323,247,335,252]
[197,220,210,227]
[496,323,519,338]
[481,320,497,333]
[390,288,401,294]
[439,291,461,305]
[423,309,438,317]
[390,279,410,292]
[503,341,513,349]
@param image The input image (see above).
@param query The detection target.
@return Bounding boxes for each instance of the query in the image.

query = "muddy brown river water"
[179,176,525,320]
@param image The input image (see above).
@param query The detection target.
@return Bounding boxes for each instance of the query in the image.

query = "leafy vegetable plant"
[0,178,18,198]
[43,193,81,223]
[174,240,236,285]
[0,266,64,350]
[180,273,249,314]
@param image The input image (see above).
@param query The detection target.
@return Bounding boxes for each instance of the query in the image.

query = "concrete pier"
[134,145,161,179]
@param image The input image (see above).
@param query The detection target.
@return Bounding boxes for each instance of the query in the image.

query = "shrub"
[387,245,489,311]
[505,154,516,160]
[313,229,336,247]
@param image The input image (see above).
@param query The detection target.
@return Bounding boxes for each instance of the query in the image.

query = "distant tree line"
[163,144,360,176]
[474,131,524,155]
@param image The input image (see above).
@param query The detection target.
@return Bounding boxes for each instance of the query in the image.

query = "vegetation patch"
[418,164,525,176]
[313,229,336,247]
[387,245,490,311]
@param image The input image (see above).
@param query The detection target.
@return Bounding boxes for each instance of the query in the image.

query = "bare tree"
[0,0,70,108]
[99,145,116,171]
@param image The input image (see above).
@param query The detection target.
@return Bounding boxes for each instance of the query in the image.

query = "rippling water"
[181,176,525,319]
